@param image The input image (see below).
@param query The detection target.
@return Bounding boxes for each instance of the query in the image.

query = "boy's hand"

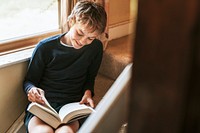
[27,87,45,105]
[80,90,94,108]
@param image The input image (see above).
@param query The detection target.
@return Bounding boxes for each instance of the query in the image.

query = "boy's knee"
[55,126,74,133]
[55,122,79,133]
[29,125,54,133]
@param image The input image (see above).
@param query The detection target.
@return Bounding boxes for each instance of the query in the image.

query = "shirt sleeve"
[23,42,46,94]
[83,40,103,96]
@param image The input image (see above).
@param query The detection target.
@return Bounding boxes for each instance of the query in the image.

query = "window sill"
[0,30,61,69]
[0,30,61,54]
[0,48,34,69]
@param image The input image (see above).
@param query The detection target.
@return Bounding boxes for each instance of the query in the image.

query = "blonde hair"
[68,1,107,34]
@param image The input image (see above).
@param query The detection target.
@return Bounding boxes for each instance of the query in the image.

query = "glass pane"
[0,0,59,41]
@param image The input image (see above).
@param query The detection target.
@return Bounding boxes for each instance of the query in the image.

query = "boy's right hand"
[27,87,45,105]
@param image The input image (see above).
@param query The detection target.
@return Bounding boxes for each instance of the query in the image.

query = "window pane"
[0,0,59,42]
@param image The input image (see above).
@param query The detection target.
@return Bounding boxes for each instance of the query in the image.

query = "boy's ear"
[68,17,76,28]
[97,32,109,51]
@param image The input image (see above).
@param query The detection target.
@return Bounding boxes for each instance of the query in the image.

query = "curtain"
[94,0,109,50]
[61,0,109,50]
[61,0,78,33]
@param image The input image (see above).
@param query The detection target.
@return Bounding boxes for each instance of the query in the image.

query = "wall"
[0,62,28,132]
[108,0,137,40]
[109,0,132,25]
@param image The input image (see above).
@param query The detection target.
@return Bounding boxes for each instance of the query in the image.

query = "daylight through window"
[0,0,59,42]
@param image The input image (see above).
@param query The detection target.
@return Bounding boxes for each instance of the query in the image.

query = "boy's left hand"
[80,90,94,108]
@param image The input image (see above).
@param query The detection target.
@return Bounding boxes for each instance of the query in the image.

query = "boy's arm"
[83,40,103,97]
[23,42,46,101]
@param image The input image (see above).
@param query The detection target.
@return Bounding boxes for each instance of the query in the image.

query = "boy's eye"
[88,38,93,40]
[77,33,83,36]
[77,31,83,36]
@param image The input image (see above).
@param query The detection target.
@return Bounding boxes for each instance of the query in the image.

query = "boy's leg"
[28,116,54,133]
[55,121,79,133]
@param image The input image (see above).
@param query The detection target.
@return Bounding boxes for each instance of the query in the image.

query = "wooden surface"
[128,0,200,132]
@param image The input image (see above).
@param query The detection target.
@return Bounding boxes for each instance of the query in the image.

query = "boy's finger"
[88,99,94,108]
[38,89,45,95]
[33,88,41,96]
[29,91,36,100]
[35,97,45,105]
[28,94,34,102]
[79,99,85,104]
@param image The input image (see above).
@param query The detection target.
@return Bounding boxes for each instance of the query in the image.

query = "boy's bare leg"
[55,121,79,133]
[28,116,54,133]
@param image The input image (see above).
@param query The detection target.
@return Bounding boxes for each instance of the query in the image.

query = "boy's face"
[68,22,99,49]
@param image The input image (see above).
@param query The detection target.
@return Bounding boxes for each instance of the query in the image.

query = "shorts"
[24,102,88,133]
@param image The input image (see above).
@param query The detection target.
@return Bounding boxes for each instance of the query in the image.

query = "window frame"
[0,0,66,55]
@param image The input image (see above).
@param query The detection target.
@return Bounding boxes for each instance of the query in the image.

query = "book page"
[28,102,60,119]
[29,104,61,129]
[42,95,58,115]
[58,102,95,122]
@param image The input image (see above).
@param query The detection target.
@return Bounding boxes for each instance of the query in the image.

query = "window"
[0,0,61,54]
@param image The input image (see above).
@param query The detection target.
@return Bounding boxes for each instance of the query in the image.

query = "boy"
[23,1,107,133]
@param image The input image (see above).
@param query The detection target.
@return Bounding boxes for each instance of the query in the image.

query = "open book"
[27,97,95,129]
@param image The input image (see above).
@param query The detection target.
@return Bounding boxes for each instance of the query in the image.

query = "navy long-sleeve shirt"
[23,33,103,104]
